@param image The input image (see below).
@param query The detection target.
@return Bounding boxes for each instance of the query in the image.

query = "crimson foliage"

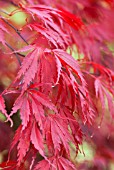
[0,0,114,170]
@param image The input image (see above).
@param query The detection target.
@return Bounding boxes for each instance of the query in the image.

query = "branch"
[5,42,21,65]
[1,17,29,45]
[0,9,10,15]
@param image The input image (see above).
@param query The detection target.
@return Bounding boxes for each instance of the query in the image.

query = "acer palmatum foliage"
[0,0,114,170]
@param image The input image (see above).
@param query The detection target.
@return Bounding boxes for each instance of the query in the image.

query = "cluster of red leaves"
[0,0,114,170]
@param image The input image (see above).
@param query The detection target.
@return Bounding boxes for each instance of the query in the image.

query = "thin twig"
[0,9,10,15]
[5,42,25,58]
[17,52,25,57]
[17,53,25,57]
[1,17,29,45]
[5,42,21,65]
